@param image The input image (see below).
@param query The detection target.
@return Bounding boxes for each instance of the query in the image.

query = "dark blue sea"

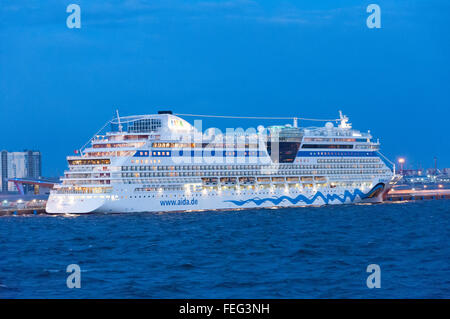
[1,200,449,299]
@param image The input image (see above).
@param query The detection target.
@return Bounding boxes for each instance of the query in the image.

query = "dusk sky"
[1,0,449,176]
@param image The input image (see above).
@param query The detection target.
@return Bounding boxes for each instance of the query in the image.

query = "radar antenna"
[338,110,352,129]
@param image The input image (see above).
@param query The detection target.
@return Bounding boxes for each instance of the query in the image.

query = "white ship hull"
[46,183,392,214]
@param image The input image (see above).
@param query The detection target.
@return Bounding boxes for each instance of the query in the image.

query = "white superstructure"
[46,111,398,214]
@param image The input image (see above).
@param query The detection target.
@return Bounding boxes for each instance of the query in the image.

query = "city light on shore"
[398,158,405,174]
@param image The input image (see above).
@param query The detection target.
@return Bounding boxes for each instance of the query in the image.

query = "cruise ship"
[46,111,399,214]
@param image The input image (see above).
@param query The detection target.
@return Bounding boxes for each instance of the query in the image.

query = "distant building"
[426,168,438,176]
[437,175,450,183]
[425,167,450,176]
[0,150,42,193]
[402,169,424,177]
[403,175,428,184]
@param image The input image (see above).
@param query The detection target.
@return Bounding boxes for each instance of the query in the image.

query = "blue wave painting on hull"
[224,189,369,206]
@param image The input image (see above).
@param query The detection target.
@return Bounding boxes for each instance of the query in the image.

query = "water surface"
[0,201,448,298]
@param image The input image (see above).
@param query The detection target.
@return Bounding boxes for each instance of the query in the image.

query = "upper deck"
[69,110,381,165]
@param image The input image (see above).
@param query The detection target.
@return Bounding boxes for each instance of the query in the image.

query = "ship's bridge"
[110,111,196,136]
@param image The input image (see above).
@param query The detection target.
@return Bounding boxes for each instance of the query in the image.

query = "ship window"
[128,119,162,133]
[301,144,353,149]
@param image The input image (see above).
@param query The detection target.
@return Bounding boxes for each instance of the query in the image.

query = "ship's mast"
[116,109,123,132]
